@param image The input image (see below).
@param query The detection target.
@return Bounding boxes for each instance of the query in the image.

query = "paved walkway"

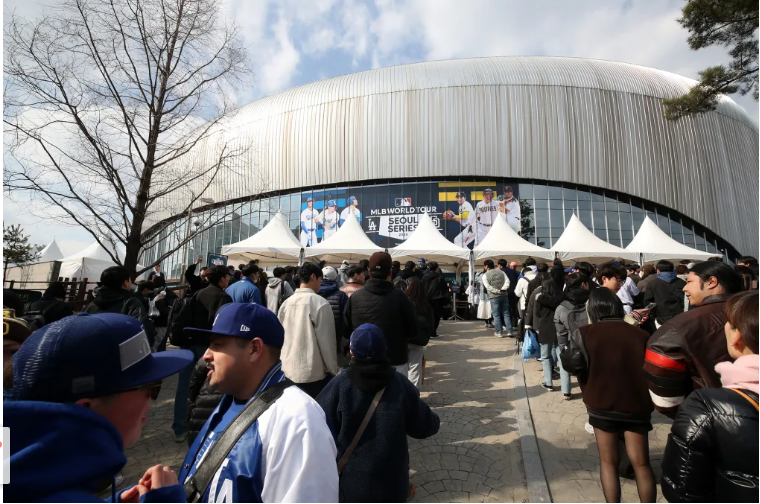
[120,321,674,502]
[522,356,671,503]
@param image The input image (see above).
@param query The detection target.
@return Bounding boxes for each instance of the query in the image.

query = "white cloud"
[258,14,302,93]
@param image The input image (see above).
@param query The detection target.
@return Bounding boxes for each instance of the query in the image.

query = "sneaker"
[535,357,543,362]
[540,383,553,391]
[430,334,440,339]
[584,422,595,435]
[495,332,506,338]
[174,432,188,443]
[563,393,572,401]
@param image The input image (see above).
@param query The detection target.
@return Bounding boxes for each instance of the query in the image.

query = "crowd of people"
[2,251,757,503]
[468,255,758,503]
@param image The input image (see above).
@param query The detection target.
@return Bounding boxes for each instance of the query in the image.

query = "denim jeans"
[172,345,208,436]
[489,295,512,335]
[554,344,572,394]
[540,342,557,387]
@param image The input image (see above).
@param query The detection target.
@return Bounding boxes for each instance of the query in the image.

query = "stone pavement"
[522,356,672,503]
[118,321,675,503]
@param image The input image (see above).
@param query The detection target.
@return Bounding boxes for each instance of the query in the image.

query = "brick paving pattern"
[119,321,676,503]
[522,357,671,503]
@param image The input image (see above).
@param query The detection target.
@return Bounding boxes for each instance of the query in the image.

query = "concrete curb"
[510,339,552,503]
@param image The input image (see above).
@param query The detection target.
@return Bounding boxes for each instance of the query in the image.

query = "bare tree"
[4,0,258,278]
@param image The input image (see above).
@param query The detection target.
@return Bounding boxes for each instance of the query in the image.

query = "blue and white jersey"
[179,361,339,503]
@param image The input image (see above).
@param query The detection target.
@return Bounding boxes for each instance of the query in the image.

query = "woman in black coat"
[661,290,758,503]
[405,278,434,389]
[531,275,562,391]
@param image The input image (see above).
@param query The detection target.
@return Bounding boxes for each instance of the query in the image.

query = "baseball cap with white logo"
[11,313,193,402]
[184,303,284,349]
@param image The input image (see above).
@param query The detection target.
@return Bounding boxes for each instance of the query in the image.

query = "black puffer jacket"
[83,287,157,346]
[661,387,758,503]
[186,357,223,445]
[318,280,348,341]
[343,278,418,366]
[26,296,74,328]
[422,270,447,300]
[409,303,434,347]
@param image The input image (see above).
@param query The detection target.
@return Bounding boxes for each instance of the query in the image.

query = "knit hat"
[350,324,387,361]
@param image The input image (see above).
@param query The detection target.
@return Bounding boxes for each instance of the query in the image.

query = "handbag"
[337,387,385,474]
[522,329,540,361]
[183,380,293,502]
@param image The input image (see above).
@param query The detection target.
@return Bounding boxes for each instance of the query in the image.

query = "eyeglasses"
[121,381,162,400]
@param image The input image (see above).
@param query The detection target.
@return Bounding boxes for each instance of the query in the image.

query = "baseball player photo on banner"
[300,196,320,246]
[319,200,340,241]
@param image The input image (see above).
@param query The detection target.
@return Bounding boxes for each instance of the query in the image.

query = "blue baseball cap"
[350,324,387,361]
[307,197,313,202]
[348,196,356,204]
[327,199,336,207]
[12,313,193,403]
[184,303,284,349]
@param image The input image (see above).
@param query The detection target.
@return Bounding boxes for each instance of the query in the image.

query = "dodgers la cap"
[12,313,193,403]
[327,200,337,207]
[348,196,357,204]
[184,303,284,349]
[350,324,387,361]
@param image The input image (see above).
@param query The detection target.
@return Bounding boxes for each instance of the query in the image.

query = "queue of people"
[3,253,757,503]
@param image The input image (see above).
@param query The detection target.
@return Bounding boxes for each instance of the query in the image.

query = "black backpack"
[560,327,590,378]
[21,302,58,332]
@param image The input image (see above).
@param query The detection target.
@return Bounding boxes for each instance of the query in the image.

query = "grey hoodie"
[338,262,351,285]
[265,277,294,314]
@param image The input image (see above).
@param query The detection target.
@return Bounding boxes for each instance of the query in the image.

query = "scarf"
[715,354,759,394]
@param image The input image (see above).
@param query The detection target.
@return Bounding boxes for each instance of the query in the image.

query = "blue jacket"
[178,362,338,502]
[225,277,262,305]
[5,401,184,503]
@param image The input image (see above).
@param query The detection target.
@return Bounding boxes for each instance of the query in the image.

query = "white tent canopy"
[303,212,382,264]
[37,239,64,262]
[551,214,640,262]
[626,216,718,264]
[389,213,470,266]
[59,240,146,281]
[222,212,302,266]
[473,214,554,264]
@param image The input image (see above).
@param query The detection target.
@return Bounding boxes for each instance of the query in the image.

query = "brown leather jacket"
[339,279,364,297]
[644,294,731,417]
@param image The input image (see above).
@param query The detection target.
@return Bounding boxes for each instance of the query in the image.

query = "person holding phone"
[643,260,687,328]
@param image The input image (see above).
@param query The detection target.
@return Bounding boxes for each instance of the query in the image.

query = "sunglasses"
[121,380,162,400]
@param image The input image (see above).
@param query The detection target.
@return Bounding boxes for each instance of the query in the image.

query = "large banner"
[299,182,527,249]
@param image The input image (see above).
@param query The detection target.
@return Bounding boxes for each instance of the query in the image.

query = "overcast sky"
[4,0,758,257]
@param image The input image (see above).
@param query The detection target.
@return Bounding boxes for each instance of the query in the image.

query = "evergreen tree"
[664,0,758,120]
[3,224,39,275]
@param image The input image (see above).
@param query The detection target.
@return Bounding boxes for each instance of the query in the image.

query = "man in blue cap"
[319,199,340,241]
[5,313,193,502]
[316,323,439,502]
[179,303,338,502]
[300,197,319,246]
[339,195,361,225]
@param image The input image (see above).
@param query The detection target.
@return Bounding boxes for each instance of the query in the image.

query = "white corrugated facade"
[148,56,759,255]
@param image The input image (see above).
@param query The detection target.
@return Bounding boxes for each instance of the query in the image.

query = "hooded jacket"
[514,268,537,311]
[338,262,351,285]
[265,277,294,314]
[5,401,184,503]
[645,294,732,417]
[643,272,686,325]
[316,359,440,503]
[83,287,157,347]
[422,269,448,301]
[661,356,758,503]
[532,287,561,345]
[343,278,418,366]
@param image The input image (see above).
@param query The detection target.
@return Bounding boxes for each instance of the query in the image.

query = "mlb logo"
[395,198,412,207]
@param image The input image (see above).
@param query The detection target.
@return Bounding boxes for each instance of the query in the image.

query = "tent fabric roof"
[222,212,302,265]
[389,213,470,265]
[60,240,123,264]
[551,215,639,262]
[59,240,147,281]
[626,216,718,263]
[37,239,64,262]
[473,214,554,263]
[303,212,382,263]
